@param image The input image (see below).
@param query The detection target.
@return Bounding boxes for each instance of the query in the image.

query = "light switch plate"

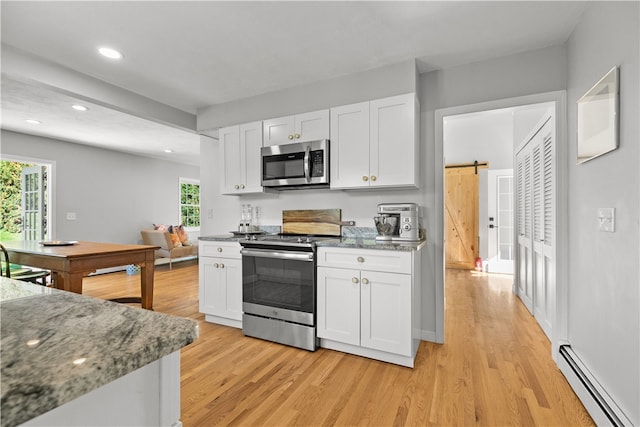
[597,208,615,232]
[66,212,77,221]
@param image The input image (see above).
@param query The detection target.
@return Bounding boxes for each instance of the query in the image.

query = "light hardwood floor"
[82,261,594,426]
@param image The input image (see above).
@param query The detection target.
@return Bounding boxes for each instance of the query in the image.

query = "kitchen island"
[0,277,198,427]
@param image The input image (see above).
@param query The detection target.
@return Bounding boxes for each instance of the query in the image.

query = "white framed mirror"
[577,66,619,164]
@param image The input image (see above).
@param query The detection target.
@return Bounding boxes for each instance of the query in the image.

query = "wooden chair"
[0,243,50,286]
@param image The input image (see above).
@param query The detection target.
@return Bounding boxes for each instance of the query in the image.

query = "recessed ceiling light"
[25,119,41,125]
[98,47,123,60]
[164,149,174,153]
[72,104,89,111]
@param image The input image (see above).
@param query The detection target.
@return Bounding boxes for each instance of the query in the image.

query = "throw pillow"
[175,225,192,246]
[153,223,168,231]
[167,225,183,248]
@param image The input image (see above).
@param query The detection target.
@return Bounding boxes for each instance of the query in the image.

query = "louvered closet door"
[516,147,533,313]
[516,114,555,340]
[532,119,555,339]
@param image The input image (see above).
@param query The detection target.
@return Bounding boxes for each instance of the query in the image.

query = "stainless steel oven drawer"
[243,313,318,351]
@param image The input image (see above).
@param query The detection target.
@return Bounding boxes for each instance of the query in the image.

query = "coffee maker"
[374,203,421,242]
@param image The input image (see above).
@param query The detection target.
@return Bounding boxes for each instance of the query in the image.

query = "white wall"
[565,2,639,424]
[197,60,418,135]
[443,112,514,169]
[418,45,567,339]
[1,130,200,244]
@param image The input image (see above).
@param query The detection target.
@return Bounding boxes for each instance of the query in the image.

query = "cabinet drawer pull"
[214,263,219,268]
[362,278,369,285]
[288,134,294,140]
[370,175,377,182]
[362,176,369,182]
[352,277,359,284]
[217,247,223,252]
[357,256,365,263]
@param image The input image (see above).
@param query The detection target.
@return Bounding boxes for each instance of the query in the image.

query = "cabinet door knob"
[217,247,223,252]
[288,134,294,140]
[352,277,359,284]
[220,263,225,269]
[295,133,300,139]
[362,176,369,182]
[357,256,364,263]
[240,184,245,189]
[370,175,377,182]
[234,184,239,189]
[362,278,369,285]
[214,263,219,268]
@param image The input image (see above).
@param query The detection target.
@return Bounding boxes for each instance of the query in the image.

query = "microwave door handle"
[304,146,311,182]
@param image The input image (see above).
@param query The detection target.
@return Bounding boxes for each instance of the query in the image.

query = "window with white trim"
[180,178,200,229]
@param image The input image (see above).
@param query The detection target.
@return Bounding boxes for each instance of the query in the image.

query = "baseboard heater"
[559,345,630,426]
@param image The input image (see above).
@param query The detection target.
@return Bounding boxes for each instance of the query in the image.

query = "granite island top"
[0,277,198,427]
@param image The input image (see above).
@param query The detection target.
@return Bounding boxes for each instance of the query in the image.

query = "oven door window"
[243,256,314,313]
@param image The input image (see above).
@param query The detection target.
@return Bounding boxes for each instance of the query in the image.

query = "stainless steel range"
[240,233,340,351]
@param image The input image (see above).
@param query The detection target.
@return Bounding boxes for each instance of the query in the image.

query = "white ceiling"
[0,1,586,166]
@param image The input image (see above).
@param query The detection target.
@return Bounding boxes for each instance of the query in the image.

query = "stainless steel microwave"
[261,139,329,189]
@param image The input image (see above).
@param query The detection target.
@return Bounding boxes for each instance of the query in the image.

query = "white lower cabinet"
[199,241,242,328]
[317,247,420,367]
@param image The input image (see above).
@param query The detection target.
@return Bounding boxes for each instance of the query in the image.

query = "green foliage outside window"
[1,161,29,239]
[180,181,200,228]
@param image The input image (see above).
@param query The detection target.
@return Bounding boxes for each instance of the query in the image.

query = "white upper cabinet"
[219,121,263,195]
[330,93,418,190]
[263,109,329,146]
[370,94,418,188]
[330,101,370,189]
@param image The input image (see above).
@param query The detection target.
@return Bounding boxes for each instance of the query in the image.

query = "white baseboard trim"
[89,256,198,276]
[421,329,438,343]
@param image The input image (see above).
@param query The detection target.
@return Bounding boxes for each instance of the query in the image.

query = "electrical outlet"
[66,212,77,221]
[597,208,615,232]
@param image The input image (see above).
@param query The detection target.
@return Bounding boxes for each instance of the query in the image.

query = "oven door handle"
[241,248,314,261]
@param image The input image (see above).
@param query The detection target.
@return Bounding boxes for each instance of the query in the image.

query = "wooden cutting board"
[282,209,342,236]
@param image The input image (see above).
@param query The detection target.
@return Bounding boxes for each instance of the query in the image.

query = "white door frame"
[487,168,515,274]
[434,90,567,362]
[0,154,56,240]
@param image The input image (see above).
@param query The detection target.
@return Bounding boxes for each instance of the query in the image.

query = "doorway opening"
[0,157,54,241]
[434,91,566,345]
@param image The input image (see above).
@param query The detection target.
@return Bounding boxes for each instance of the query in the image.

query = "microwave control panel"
[310,150,325,177]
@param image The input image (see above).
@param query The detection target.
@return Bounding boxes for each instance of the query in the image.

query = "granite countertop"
[198,234,244,242]
[317,237,426,251]
[199,234,426,251]
[199,226,426,251]
[0,277,199,427]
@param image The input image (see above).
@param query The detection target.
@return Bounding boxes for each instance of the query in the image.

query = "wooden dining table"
[2,240,160,310]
